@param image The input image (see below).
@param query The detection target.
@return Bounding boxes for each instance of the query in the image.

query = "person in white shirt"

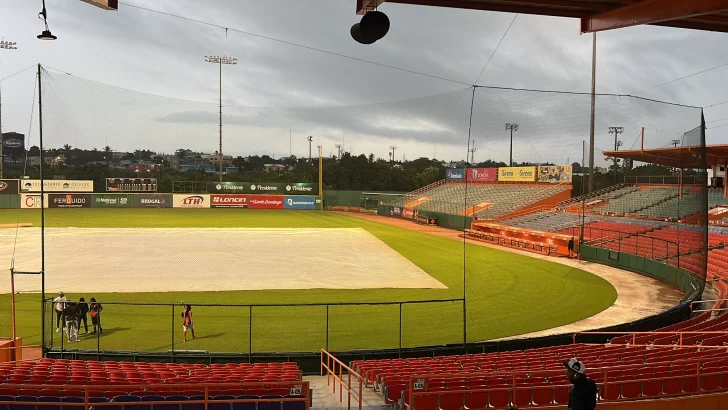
[53,291,67,332]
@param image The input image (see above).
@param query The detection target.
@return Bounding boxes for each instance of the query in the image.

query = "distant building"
[263,164,287,173]
[128,163,156,173]
[161,154,180,170]
[210,154,234,168]
[112,152,130,160]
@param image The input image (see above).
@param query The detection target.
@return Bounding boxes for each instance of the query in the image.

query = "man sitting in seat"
[563,358,597,410]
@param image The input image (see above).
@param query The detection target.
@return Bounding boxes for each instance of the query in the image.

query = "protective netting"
[0,67,708,354]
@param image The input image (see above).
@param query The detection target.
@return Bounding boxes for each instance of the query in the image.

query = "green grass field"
[0,209,617,353]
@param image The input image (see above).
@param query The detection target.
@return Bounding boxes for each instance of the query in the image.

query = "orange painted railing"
[0,343,42,363]
[0,381,311,410]
[574,330,728,349]
[321,349,363,410]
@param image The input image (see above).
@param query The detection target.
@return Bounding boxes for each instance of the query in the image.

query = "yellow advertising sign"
[538,165,573,183]
[498,166,537,182]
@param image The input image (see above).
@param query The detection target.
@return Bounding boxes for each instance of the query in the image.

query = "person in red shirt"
[181,304,196,342]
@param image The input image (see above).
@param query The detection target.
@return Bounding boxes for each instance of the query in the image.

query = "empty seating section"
[389,183,568,220]
[610,310,728,346]
[0,360,306,410]
[352,344,728,409]
[500,212,586,232]
[596,188,679,215]
[0,360,301,386]
[638,193,705,219]
[709,189,728,206]
[557,220,655,243]
[556,184,634,209]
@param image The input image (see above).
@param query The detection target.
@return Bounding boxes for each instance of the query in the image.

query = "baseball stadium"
[1,1,728,410]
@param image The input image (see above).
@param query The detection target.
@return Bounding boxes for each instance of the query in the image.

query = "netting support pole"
[218,60,223,183]
[38,63,47,357]
[588,32,597,194]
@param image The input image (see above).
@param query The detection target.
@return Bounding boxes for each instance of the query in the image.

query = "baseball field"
[0,209,617,353]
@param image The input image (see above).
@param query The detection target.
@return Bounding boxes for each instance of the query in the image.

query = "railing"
[559,226,684,261]
[0,381,310,410]
[0,343,43,363]
[42,298,465,358]
[574,330,728,349]
[387,179,446,206]
[624,175,704,185]
[556,183,626,208]
[320,349,363,410]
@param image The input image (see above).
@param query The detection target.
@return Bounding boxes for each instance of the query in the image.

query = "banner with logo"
[173,194,211,208]
[390,206,402,217]
[498,166,537,182]
[208,182,318,195]
[0,179,20,195]
[20,179,94,193]
[211,194,249,208]
[134,194,172,208]
[445,168,465,181]
[21,194,47,209]
[48,194,91,208]
[537,165,573,183]
[284,196,316,210]
[91,194,133,208]
[248,195,284,209]
[466,168,497,182]
[2,134,25,155]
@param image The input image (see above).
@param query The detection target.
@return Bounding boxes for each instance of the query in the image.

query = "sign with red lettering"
[466,168,497,182]
[247,195,284,209]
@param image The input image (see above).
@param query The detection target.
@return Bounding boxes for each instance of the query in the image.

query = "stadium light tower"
[204,53,237,182]
[0,36,18,179]
[307,136,313,162]
[505,123,519,167]
[609,126,624,184]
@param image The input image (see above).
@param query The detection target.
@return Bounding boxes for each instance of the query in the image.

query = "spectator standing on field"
[568,237,575,257]
[63,301,80,342]
[90,298,103,334]
[181,304,195,342]
[77,297,90,334]
[563,358,597,410]
[53,292,67,332]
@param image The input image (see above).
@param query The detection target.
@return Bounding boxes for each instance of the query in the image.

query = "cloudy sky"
[0,0,727,165]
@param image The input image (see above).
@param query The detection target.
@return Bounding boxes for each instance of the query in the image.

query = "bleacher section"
[709,189,728,206]
[391,183,569,220]
[596,188,680,215]
[638,193,705,220]
[499,211,586,232]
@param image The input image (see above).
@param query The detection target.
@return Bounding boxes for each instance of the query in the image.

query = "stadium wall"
[0,194,19,209]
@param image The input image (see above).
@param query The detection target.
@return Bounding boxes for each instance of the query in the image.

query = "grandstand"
[595,187,682,215]
[390,181,569,220]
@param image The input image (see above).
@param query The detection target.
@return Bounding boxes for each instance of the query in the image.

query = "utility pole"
[204,53,237,182]
[505,123,518,167]
[0,36,18,179]
[588,32,597,193]
[307,136,313,162]
[609,126,623,184]
[671,139,681,148]
[335,144,342,160]
[469,140,476,165]
[390,145,397,163]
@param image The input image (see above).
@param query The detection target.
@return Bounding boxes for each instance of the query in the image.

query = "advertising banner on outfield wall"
[0,179,20,195]
[21,194,47,209]
[173,194,211,208]
[466,168,497,182]
[208,182,318,195]
[211,194,248,208]
[248,195,284,209]
[135,194,172,208]
[445,168,465,181]
[21,179,94,192]
[48,194,91,208]
[537,165,573,183]
[284,196,317,210]
[91,194,133,208]
[498,166,537,182]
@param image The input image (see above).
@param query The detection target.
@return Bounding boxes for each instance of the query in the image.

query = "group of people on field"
[53,291,103,342]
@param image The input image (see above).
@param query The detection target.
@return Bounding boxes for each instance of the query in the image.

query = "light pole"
[469,140,476,165]
[307,136,313,162]
[335,144,342,160]
[390,145,397,163]
[0,36,18,179]
[505,123,518,167]
[204,53,237,182]
[609,126,624,184]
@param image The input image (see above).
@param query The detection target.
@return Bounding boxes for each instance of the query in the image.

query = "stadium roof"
[603,144,728,169]
[355,0,728,33]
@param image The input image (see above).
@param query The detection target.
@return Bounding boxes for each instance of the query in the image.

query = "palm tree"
[104,146,112,154]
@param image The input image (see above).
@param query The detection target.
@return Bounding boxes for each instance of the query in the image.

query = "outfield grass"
[0,209,617,353]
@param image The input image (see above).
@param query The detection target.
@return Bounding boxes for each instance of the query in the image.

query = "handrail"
[0,381,311,410]
[321,349,363,410]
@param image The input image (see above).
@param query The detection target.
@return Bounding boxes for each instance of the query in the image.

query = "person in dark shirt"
[77,297,90,334]
[90,298,103,334]
[563,358,597,410]
[63,301,80,342]
[181,304,196,342]
[568,237,575,257]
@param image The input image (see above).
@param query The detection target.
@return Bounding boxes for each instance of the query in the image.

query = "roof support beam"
[581,0,728,33]
[357,0,386,15]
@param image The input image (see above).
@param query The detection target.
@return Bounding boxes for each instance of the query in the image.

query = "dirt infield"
[343,212,684,339]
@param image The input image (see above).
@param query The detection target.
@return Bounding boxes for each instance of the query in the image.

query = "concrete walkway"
[307,375,387,410]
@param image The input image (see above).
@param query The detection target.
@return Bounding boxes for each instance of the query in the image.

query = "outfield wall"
[0,193,322,210]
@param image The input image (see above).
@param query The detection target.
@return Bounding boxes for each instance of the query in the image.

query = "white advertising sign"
[21,194,48,209]
[21,180,94,193]
[173,194,211,208]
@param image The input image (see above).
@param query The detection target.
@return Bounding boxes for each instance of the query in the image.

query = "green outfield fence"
[42,298,465,359]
